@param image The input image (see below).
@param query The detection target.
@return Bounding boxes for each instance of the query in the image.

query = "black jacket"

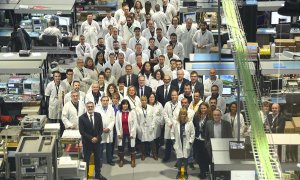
[136,85,152,98]
[171,78,189,94]
[79,112,103,146]
[156,84,179,106]
[119,74,139,87]
[266,113,285,133]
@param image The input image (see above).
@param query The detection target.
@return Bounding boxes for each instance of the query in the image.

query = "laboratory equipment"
[57,156,87,180]
[7,76,24,95]
[23,78,40,95]
[21,115,47,131]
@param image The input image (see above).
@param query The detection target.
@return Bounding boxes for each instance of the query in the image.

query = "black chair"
[41,35,57,46]
[284,92,300,117]
[275,24,291,39]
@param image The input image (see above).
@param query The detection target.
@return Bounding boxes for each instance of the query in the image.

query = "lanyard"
[230,115,235,128]
[142,107,147,118]
[55,83,60,97]
[128,96,136,107]
[171,103,177,116]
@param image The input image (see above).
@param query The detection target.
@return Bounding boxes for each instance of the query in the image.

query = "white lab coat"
[205,95,226,114]
[172,69,190,81]
[128,36,148,51]
[155,37,169,54]
[152,102,164,138]
[102,16,118,36]
[167,25,181,39]
[152,11,167,35]
[223,113,246,138]
[96,62,106,73]
[124,95,141,109]
[114,9,126,26]
[45,81,68,120]
[61,100,85,129]
[149,79,164,93]
[121,48,134,60]
[171,121,195,158]
[92,47,107,61]
[39,26,62,40]
[132,64,142,75]
[136,105,155,141]
[80,20,101,47]
[188,100,203,113]
[106,36,123,51]
[62,79,72,93]
[120,24,136,42]
[163,101,181,139]
[64,91,86,104]
[143,47,162,63]
[130,8,146,22]
[127,52,149,64]
[164,53,179,67]
[161,4,177,26]
[153,65,173,79]
[203,78,223,97]
[111,61,129,81]
[141,20,157,32]
[192,30,214,53]
[73,67,92,93]
[84,91,103,106]
[75,43,92,59]
[164,42,184,61]
[86,68,98,83]
[178,26,197,58]
[116,110,137,147]
[142,28,157,40]
[95,105,115,143]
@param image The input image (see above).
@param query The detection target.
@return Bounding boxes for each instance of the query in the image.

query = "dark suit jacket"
[79,112,103,147]
[192,81,204,98]
[193,115,210,140]
[266,113,285,133]
[119,74,138,87]
[156,84,179,106]
[136,85,152,98]
[171,78,189,94]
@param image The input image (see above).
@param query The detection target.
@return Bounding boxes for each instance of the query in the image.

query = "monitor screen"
[58,17,70,26]
[271,12,291,25]
[183,12,196,22]
[33,19,41,25]
[270,78,283,91]
[220,75,234,86]
[24,83,32,89]
[223,87,232,95]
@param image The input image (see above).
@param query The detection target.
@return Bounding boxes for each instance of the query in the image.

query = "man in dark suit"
[119,64,138,87]
[156,75,178,106]
[190,71,204,98]
[171,69,189,94]
[79,101,107,180]
[205,109,232,161]
[136,75,152,98]
[265,103,285,133]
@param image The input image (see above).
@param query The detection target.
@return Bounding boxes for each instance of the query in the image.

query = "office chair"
[275,24,291,39]
[285,92,300,117]
[41,35,57,46]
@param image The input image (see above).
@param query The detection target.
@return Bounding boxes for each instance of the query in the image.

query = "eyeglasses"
[87,106,94,108]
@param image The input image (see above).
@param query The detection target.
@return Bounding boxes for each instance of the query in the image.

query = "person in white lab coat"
[205,85,226,114]
[76,35,92,60]
[164,45,179,67]
[112,52,129,81]
[164,33,184,61]
[73,58,93,93]
[95,51,106,73]
[62,69,73,93]
[39,20,62,41]
[124,86,141,110]
[155,28,169,54]
[85,82,103,106]
[95,96,116,166]
[162,89,181,162]
[84,57,99,83]
[119,15,137,42]
[153,55,172,78]
[127,43,149,64]
[106,27,123,51]
[92,37,106,61]
[178,18,197,60]
[192,21,214,53]
[62,90,86,129]
[167,16,181,39]
[115,99,138,167]
[102,10,118,36]
[142,20,156,40]
[172,60,190,81]
[171,108,195,179]
[188,91,203,113]
[115,2,130,26]
[128,27,148,51]
[80,14,101,48]
[223,102,246,138]
[161,0,177,26]
[136,96,157,160]
[45,71,68,122]
[143,37,161,67]
[64,80,86,104]
[149,69,164,93]
[120,40,134,60]
[130,0,146,22]
[203,68,223,97]
[104,68,116,86]
[152,5,167,35]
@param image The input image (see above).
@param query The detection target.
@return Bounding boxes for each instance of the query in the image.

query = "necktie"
[164,85,168,100]
[127,75,131,86]
[140,87,144,97]
[90,114,93,128]
[79,68,84,77]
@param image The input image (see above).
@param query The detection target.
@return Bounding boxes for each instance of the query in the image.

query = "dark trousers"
[164,139,173,160]
[83,142,102,177]
[177,158,188,171]
[194,139,210,173]
[100,143,113,165]
[111,127,117,156]
[118,134,135,153]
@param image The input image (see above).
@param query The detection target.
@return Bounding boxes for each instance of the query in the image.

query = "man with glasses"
[119,15,137,42]
[128,27,148,51]
[75,35,92,59]
[120,40,134,60]
[62,69,73,93]
[156,75,178,106]
[119,64,138,87]
[190,71,204,98]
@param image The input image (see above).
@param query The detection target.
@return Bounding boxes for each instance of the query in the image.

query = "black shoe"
[176,172,181,179]
[108,161,115,166]
[95,174,107,180]
[184,172,189,179]
[189,163,195,170]
[199,172,207,179]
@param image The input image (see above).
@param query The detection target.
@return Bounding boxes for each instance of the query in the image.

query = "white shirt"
[161,3,177,26]
[102,16,118,35]
[192,29,214,53]
[152,11,167,34]
[106,35,123,51]
[167,25,181,39]
[155,36,169,54]
[203,78,223,97]
[128,36,148,51]
[172,69,190,80]
[76,43,92,59]
[142,28,157,40]
[127,52,149,64]
[39,26,62,40]
[178,26,197,58]
[80,20,101,47]
[164,42,184,60]
[114,9,126,25]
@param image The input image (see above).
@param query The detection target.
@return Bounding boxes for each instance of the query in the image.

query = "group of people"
[43,1,286,180]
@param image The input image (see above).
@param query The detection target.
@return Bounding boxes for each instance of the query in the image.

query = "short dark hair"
[170,33,177,37]
[119,99,132,111]
[66,69,73,74]
[49,20,55,26]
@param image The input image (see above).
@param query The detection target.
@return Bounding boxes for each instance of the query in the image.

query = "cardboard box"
[275,46,296,53]
[295,37,300,52]
[284,121,295,133]
[292,117,300,133]
[275,39,296,46]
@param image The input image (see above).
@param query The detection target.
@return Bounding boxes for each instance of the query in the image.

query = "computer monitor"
[270,78,283,91]
[222,87,232,96]
[183,12,196,22]
[271,12,291,25]
[220,75,234,86]
[58,17,70,26]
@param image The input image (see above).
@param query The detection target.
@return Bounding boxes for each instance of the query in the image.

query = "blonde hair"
[177,108,189,123]
[140,95,147,101]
